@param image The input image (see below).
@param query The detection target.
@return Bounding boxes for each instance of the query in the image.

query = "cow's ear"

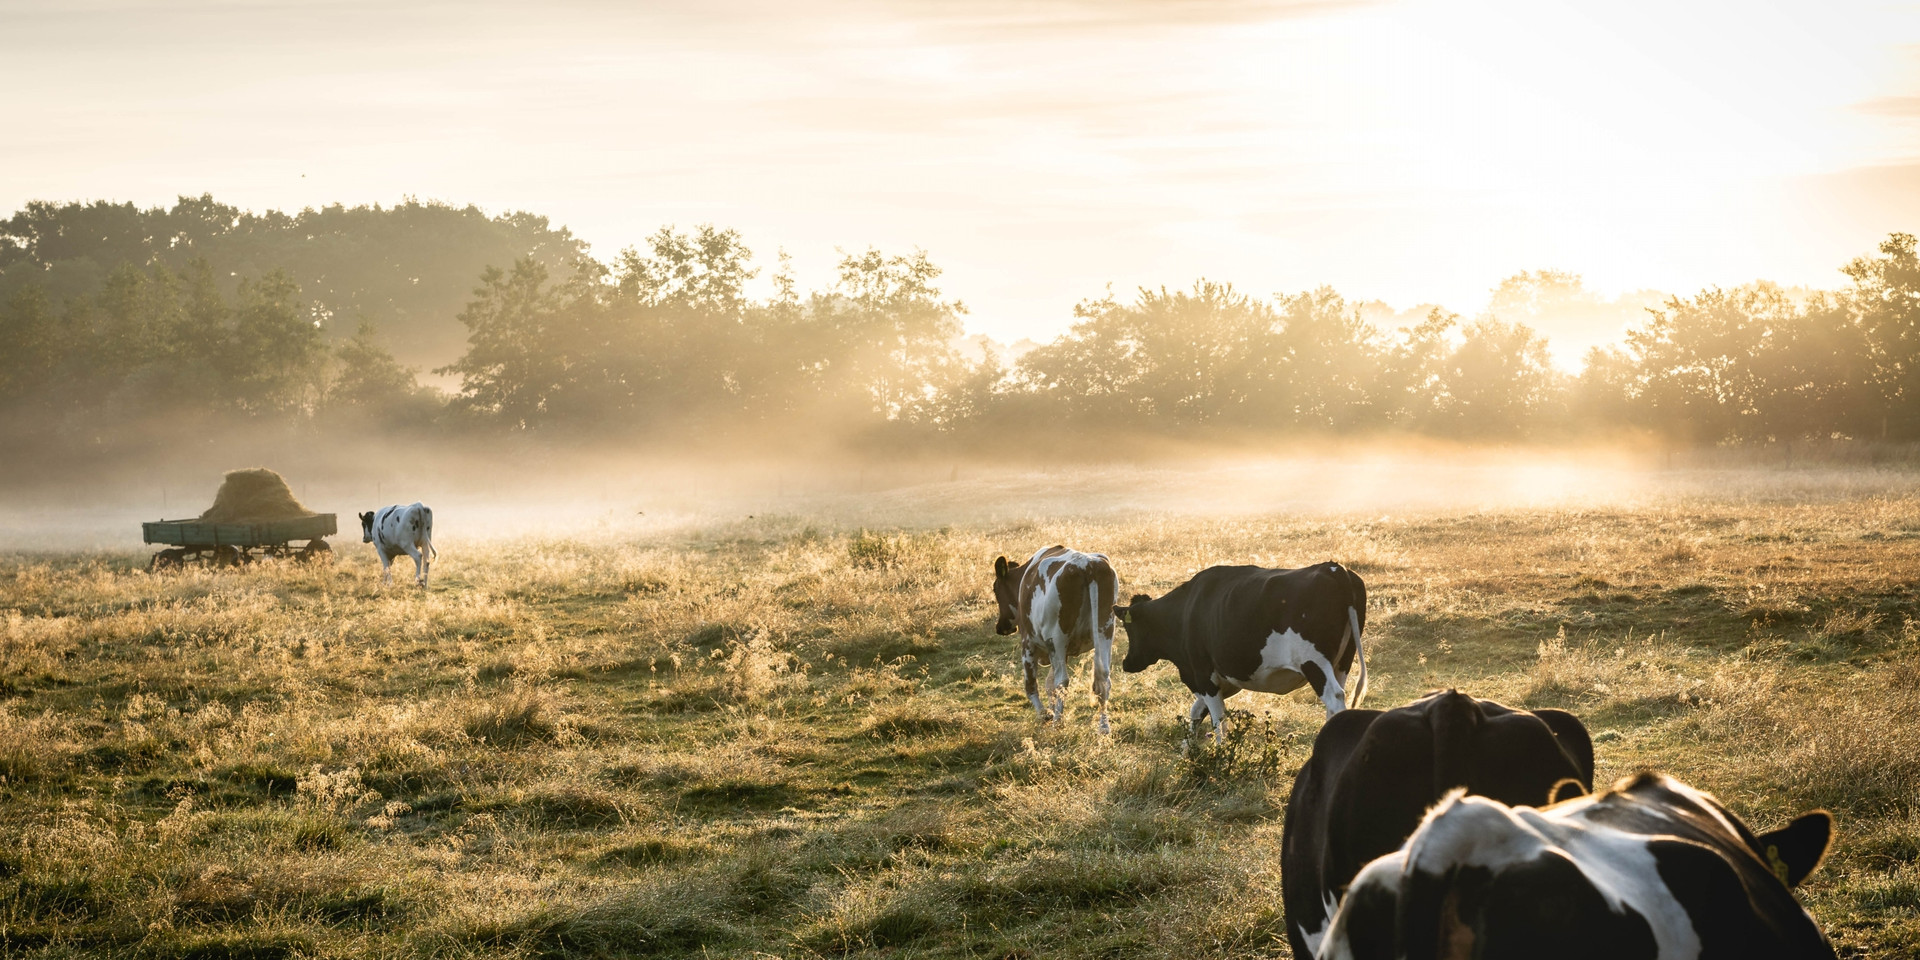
[1547,777,1587,805]
[1756,810,1833,888]
[995,555,1010,577]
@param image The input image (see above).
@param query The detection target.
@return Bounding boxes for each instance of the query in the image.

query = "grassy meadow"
[3,467,1920,958]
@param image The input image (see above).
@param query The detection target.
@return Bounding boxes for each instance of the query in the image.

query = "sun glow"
[2,0,1919,345]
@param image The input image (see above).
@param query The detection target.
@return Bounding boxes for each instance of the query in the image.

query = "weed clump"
[717,631,798,704]
[464,686,560,745]
[1181,709,1289,786]
[847,530,903,569]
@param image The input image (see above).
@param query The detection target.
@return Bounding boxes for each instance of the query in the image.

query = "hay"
[196,468,316,523]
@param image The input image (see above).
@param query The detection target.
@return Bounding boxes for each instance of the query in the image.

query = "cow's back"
[1019,547,1117,659]
[1173,563,1360,681]
[1281,691,1594,959]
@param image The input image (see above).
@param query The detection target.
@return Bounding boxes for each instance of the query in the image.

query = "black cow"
[1320,771,1836,960]
[1282,690,1594,959]
[1113,561,1367,737]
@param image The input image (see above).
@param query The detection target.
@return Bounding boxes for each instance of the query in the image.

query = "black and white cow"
[359,502,435,586]
[1320,771,1836,960]
[1281,690,1594,959]
[992,546,1120,733]
[1112,561,1367,738]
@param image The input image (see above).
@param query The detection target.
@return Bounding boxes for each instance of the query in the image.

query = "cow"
[1319,771,1836,960]
[359,502,436,586]
[992,546,1120,733]
[1281,690,1594,959]
[1112,561,1367,740]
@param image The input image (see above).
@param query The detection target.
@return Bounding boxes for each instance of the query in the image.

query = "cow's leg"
[1202,692,1230,743]
[378,548,395,585]
[418,539,432,586]
[401,542,425,586]
[1022,643,1049,721]
[1092,630,1112,735]
[1188,696,1208,739]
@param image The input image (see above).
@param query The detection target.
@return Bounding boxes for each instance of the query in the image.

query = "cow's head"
[1116,593,1158,672]
[992,555,1022,635]
[359,511,376,543]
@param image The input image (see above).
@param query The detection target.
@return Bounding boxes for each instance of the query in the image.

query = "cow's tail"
[422,506,436,558]
[1334,563,1368,709]
[1347,604,1368,708]
[1087,579,1103,639]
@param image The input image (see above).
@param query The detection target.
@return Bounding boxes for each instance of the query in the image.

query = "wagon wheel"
[149,548,187,571]
[298,539,333,564]
[210,545,244,567]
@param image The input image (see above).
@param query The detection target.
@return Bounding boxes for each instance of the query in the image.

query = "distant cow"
[1113,561,1367,738]
[1320,771,1836,960]
[360,502,436,586]
[993,546,1120,733]
[1282,690,1594,959]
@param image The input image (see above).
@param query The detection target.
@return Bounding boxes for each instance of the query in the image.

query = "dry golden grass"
[2,478,1919,957]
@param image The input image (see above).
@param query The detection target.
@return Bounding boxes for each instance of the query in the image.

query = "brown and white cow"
[992,546,1120,733]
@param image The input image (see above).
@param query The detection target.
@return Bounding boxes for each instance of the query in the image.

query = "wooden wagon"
[143,515,337,570]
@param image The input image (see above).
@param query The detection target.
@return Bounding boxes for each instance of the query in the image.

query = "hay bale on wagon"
[196,468,317,523]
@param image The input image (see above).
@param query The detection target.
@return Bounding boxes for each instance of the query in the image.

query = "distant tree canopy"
[3,192,1920,451]
[431,226,965,435]
[0,194,586,367]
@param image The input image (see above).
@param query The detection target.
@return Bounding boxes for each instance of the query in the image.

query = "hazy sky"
[6,0,1920,344]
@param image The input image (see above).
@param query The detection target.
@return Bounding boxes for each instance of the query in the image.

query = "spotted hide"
[993,546,1120,732]
[1113,561,1367,740]
[1320,771,1836,960]
[1281,690,1594,960]
[359,502,436,586]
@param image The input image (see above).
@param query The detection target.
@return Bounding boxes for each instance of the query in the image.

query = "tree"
[609,225,759,423]
[324,322,439,428]
[1377,308,1456,429]
[223,269,325,415]
[0,285,57,405]
[1567,345,1636,433]
[1017,281,1278,427]
[1438,318,1561,438]
[806,249,965,420]
[1267,288,1381,430]
[0,194,590,369]
[1844,233,1920,438]
[1626,285,1785,443]
[439,259,576,429]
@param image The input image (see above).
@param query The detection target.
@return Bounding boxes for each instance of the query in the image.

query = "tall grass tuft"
[464,684,561,745]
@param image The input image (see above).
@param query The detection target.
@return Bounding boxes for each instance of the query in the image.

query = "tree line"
[2,193,1918,449]
[0,194,584,368]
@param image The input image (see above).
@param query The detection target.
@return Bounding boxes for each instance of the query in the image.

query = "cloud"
[857,0,1375,35]
[1855,95,1920,117]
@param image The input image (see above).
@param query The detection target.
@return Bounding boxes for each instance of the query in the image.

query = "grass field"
[4,465,1920,958]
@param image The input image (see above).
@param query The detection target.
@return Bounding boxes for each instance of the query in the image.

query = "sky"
[5,0,1920,351]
